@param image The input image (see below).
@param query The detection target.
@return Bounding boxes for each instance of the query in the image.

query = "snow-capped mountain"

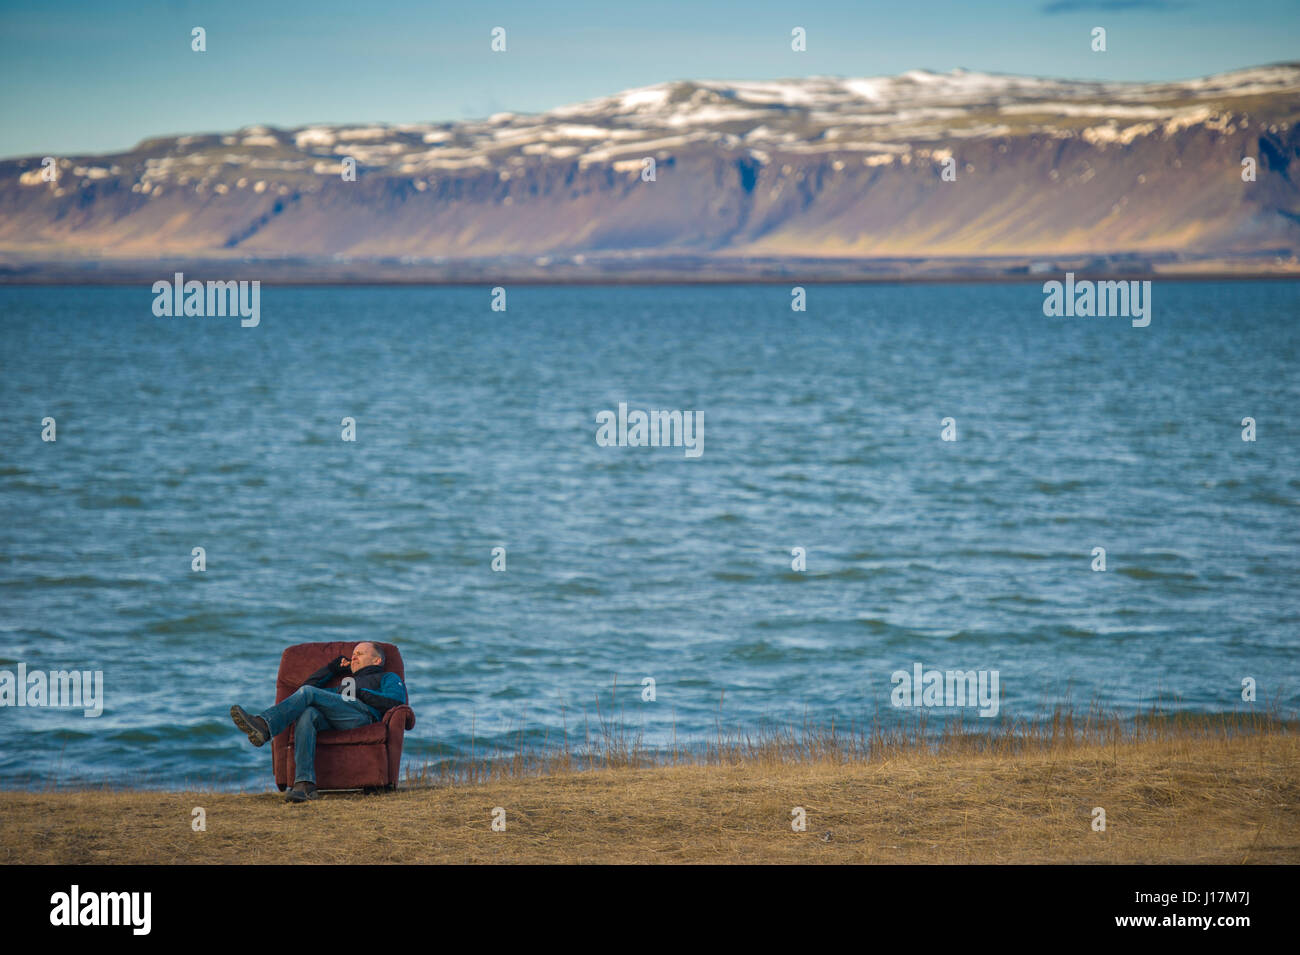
[3,64,1298,277]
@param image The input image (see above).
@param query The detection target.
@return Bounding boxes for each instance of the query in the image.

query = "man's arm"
[356,673,407,715]
[302,656,348,690]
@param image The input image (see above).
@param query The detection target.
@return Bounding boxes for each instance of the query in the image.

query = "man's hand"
[330,656,351,671]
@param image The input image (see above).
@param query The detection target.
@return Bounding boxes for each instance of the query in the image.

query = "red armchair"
[271,641,415,792]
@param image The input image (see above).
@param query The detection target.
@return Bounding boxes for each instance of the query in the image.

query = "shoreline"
[2,255,1297,286]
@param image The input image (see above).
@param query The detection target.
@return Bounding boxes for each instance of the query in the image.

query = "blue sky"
[1,0,1296,158]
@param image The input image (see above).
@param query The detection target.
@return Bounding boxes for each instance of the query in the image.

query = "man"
[230,642,407,803]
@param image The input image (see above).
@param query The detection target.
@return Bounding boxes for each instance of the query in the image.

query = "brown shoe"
[230,705,270,746]
[285,781,319,803]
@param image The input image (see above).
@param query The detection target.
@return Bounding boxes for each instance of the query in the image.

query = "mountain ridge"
[3,64,1298,279]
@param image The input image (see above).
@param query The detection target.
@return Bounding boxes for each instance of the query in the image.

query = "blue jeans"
[259,685,377,785]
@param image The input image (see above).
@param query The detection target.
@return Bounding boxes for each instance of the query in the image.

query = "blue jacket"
[302,659,407,721]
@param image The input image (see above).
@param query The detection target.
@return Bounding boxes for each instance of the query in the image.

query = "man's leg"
[291,688,376,735]
[283,691,375,799]
[257,685,354,738]
[292,707,329,787]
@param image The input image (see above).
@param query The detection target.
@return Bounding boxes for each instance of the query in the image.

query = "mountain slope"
[2,65,1298,275]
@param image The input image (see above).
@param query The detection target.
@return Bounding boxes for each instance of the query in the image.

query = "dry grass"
[405,690,1294,784]
[1,702,1296,864]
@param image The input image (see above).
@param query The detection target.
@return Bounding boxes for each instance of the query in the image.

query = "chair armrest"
[383,703,415,732]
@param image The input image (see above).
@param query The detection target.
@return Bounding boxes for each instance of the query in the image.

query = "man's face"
[351,643,381,670]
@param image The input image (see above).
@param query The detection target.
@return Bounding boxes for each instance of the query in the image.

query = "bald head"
[350,643,384,671]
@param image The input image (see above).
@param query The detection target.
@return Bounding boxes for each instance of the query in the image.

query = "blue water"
[1,282,1297,789]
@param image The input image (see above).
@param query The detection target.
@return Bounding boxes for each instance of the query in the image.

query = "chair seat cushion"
[290,721,389,746]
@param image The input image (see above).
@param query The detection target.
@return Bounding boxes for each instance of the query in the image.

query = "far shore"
[1,253,1297,286]
[3,730,1295,864]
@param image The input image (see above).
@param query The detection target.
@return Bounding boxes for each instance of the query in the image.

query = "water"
[1,282,1297,789]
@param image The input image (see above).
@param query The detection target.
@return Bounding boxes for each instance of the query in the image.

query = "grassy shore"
[2,710,1296,864]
